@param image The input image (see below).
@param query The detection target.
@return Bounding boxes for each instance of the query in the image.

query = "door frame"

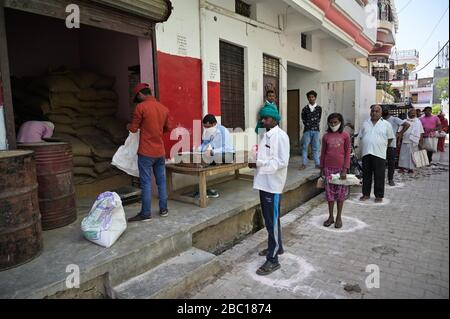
[287,89,300,155]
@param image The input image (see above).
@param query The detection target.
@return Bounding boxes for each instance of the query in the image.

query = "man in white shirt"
[360,105,395,203]
[249,106,290,276]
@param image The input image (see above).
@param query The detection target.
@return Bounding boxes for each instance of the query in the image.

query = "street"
[192,149,449,299]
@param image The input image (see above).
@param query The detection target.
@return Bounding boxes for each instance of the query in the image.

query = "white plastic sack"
[328,174,361,186]
[81,192,127,248]
[112,131,139,177]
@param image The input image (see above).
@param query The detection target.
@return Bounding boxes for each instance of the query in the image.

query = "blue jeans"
[138,155,168,217]
[302,131,321,166]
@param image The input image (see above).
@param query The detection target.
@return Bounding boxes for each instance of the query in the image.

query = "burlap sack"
[47,107,79,119]
[94,161,111,174]
[77,126,104,136]
[49,92,80,108]
[76,88,102,101]
[93,75,115,89]
[95,100,117,109]
[91,108,117,118]
[79,133,118,160]
[72,116,97,129]
[73,156,95,168]
[54,123,76,135]
[52,133,92,157]
[98,90,118,101]
[96,117,128,144]
[48,114,73,125]
[74,166,98,178]
[33,75,80,93]
[68,70,99,89]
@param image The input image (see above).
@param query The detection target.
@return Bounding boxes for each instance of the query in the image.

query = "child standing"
[320,113,351,229]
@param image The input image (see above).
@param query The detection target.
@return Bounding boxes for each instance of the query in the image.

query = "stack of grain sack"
[14,68,129,185]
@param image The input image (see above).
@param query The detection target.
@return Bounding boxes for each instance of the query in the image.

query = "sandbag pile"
[12,68,129,185]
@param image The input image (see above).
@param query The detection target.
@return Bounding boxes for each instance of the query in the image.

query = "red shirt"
[320,131,351,170]
[129,96,171,158]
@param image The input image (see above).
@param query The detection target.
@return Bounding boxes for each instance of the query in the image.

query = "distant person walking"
[420,106,442,164]
[320,113,351,229]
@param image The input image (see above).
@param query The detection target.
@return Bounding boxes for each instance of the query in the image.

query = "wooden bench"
[166,162,252,208]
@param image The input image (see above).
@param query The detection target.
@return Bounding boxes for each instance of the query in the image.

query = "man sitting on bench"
[194,114,235,198]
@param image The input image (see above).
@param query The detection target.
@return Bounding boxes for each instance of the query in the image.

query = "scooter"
[349,133,363,180]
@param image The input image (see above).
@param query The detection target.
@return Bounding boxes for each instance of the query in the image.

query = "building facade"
[155,0,378,155]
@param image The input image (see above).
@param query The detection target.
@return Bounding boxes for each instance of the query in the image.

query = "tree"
[437,77,449,102]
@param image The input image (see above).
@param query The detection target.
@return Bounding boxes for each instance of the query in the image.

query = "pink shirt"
[320,131,351,170]
[17,121,54,143]
[420,116,441,137]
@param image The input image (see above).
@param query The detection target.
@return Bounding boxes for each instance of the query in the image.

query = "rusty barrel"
[0,150,43,271]
[18,142,77,230]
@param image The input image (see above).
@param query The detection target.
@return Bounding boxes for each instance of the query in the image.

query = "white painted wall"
[335,0,377,43]
[155,0,201,59]
[287,39,376,138]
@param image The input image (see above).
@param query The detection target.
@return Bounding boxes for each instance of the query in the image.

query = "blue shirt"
[199,124,235,154]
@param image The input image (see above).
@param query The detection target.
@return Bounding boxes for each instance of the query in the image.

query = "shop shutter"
[3,0,172,37]
[220,41,245,130]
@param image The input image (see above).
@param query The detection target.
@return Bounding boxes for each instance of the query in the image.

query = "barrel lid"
[18,142,69,147]
[0,150,34,158]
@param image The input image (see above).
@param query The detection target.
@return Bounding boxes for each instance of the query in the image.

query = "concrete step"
[112,248,222,299]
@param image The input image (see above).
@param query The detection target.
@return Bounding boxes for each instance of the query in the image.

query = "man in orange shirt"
[128,83,171,222]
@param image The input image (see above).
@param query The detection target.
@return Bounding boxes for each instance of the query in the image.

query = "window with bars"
[220,41,246,130]
[301,33,312,51]
[235,0,251,18]
[263,55,280,105]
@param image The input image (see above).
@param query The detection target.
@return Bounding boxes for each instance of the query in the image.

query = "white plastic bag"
[81,192,127,248]
[111,131,140,177]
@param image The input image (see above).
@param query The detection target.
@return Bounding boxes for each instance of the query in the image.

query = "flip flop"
[323,219,335,227]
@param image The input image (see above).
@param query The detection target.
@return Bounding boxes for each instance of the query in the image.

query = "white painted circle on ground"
[248,253,315,292]
[386,182,406,189]
[308,214,368,233]
[346,195,391,206]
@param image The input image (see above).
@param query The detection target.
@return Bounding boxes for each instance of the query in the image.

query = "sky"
[394,0,449,78]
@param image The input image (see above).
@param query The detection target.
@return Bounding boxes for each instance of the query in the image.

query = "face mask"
[330,123,341,132]
[203,126,217,140]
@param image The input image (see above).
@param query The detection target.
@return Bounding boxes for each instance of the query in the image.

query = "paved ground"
[192,147,449,299]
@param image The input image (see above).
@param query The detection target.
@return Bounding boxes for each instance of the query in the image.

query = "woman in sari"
[399,108,424,173]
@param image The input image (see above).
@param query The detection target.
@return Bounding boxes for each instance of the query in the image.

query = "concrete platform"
[0,158,321,299]
[113,248,222,299]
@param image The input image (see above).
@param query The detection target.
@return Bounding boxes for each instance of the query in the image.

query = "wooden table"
[166,162,252,208]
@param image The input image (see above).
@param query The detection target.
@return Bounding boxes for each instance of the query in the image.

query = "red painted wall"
[207,81,221,116]
[157,51,202,157]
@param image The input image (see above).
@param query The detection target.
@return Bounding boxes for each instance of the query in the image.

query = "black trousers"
[427,151,433,163]
[259,191,283,264]
[386,147,397,182]
[362,155,386,199]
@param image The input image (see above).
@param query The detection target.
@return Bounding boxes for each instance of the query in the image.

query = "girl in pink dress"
[320,113,351,229]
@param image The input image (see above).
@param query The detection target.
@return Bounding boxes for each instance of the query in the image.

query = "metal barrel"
[18,142,77,230]
[0,150,43,271]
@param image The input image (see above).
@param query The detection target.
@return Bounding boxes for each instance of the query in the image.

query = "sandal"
[256,260,281,276]
[335,220,343,229]
[323,219,335,227]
